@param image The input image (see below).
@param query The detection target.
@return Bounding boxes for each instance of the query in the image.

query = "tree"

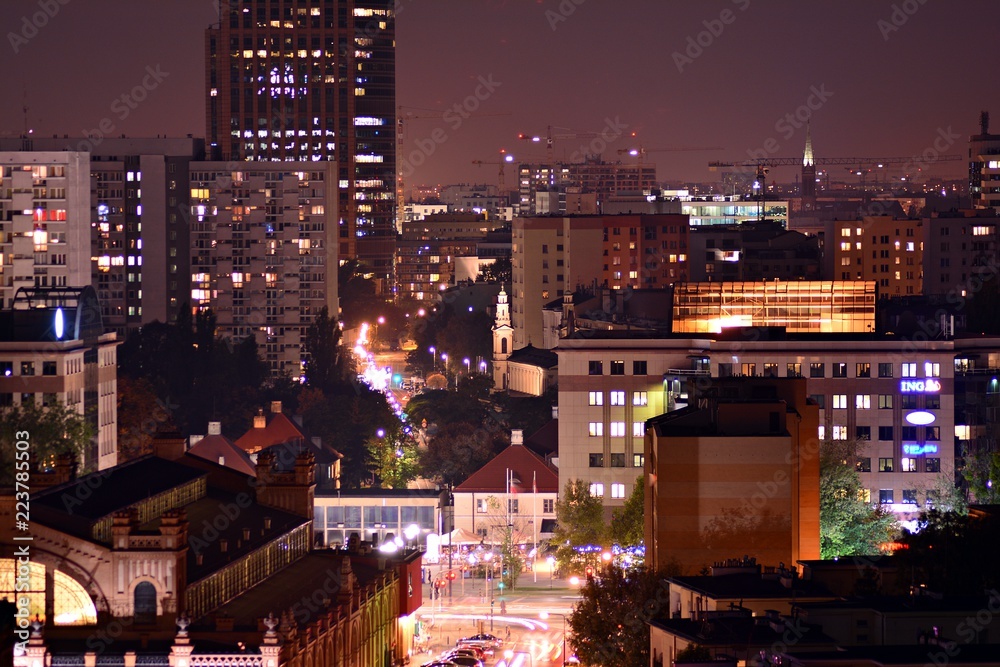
[0,400,94,483]
[368,421,419,489]
[895,508,1000,595]
[478,256,511,284]
[569,565,670,667]
[419,422,499,486]
[553,479,607,573]
[117,376,163,463]
[610,476,644,548]
[302,306,345,393]
[675,645,713,662]
[961,447,1000,504]
[820,439,899,558]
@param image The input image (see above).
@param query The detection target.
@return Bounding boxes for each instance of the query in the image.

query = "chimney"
[253,409,267,429]
[511,429,523,446]
[208,422,222,436]
[270,401,283,414]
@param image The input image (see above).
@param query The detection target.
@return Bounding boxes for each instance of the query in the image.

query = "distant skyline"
[0,0,997,189]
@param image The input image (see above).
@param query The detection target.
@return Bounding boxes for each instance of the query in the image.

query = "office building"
[0,151,90,309]
[517,157,656,217]
[921,209,1000,297]
[825,216,922,295]
[396,213,499,301]
[686,221,820,282]
[970,110,1000,211]
[206,1,396,286]
[0,286,118,472]
[188,162,338,378]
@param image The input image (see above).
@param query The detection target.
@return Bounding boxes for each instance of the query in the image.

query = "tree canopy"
[610,476,644,548]
[569,565,673,667]
[0,400,94,483]
[895,509,1000,595]
[819,439,899,558]
[418,421,503,486]
[553,479,608,573]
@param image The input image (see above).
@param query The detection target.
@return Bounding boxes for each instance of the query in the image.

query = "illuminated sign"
[905,411,936,426]
[899,379,941,393]
[903,443,939,456]
[54,307,64,339]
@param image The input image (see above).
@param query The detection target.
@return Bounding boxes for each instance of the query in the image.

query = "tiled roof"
[188,434,257,477]
[455,443,558,493]
[235,412,308,453]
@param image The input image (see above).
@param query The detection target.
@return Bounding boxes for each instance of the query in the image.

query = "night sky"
[0,0,997,188]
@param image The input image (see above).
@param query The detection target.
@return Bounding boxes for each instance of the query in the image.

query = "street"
[412,568,581,666]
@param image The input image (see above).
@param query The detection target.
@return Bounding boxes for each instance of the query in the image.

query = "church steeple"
[801,123,817,208]
[492,286,513,391]
[803,122,814,167]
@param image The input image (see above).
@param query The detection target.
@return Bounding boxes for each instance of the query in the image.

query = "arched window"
[133,582,157,623]
[501,338,508,354]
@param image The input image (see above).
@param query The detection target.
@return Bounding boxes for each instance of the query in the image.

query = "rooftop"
[455,442,559,493]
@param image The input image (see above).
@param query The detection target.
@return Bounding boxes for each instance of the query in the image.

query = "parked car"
[420,661,457,667]
[443,648,484,660]
[441,656,483,667]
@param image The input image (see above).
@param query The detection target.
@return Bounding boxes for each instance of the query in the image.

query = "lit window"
[633,422,645,437]
[588,391,603,406]
[589,483,604,498]
[855,394,871,409]
[611,483,626,499]
[901,457,918,472]
[925,362,940,377]
[832,394,847,409]
[902,363,916,377]
[588,422,603,437]
[610,422,625,437]
[610,391,625,406]
[632,391,647,406]
[832,425,848,440]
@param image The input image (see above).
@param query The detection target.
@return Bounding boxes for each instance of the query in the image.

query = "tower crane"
[396,105,509,226]
[618,145,724,165]
[471,149,516,196]
[516,126,600,164]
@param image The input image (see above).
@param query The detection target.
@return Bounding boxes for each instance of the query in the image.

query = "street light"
[404,523,419,551]
[429,346,436,370]
[463,357,470,374]
[540,611,568,666]
[479,360,487,373]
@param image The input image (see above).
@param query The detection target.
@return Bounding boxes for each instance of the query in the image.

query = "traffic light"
[447,571,457,581]
[498,582,505,590]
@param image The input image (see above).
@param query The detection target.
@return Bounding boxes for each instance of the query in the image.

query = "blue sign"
[900,379,941,393]
[903,443,938,456]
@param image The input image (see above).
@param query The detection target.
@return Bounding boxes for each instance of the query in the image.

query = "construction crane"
[516,125,601,164]
[618,145,724,165]
[396,105,510,227]
[471,149,516,196]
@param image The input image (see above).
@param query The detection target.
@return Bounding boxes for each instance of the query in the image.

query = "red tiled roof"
[187,435,258,477]
[235,412,306,453]
[455,444,559,493]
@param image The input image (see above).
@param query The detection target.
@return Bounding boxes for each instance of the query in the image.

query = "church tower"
[801,123,817,211]
[492,286,513,390]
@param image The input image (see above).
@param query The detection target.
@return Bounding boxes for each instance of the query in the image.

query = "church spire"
[803,122,814,167]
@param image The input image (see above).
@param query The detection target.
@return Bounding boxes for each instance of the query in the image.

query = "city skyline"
[0,0,998,191]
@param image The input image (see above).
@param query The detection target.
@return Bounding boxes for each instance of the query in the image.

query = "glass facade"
[672,281,876,334]
[317,503,435,547]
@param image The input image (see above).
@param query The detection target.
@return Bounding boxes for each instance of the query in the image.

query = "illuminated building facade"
[0,151,90,309]
[826,216,922,296]
[206,0,396,287]
[970,111,1000,211]
[686,222,820,282]
[921,210,1000,297]
[0,286,118,472]
[671,280,876,334]
[396,213,498,301]
[517,157,657,216]
[188,162,338,378]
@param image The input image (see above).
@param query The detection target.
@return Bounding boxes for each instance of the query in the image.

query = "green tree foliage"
[0,400,94,483]
[405,389,490,428]
[368,420,419,489]
[820,439,899,558]
[569,565,670,667]
[895,509,1000,595]
[494,386,558,436]
[961,447,1000,504]
[553,479,608,573]
[675,645,713,662]
[610,476,644,548]
[116,376,162,463]
[302,306,346,393]
[418,421,501,486]
[117,309,270,435]
[477,256,511,284]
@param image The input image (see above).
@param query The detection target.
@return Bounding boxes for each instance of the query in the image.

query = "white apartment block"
[188,163,338,378]
[0,152,90,308]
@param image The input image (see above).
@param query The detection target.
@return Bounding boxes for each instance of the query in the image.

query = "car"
[444,648,484,660]
[420,662,457,667]
[461,633,502,648]
[441,657,483,667]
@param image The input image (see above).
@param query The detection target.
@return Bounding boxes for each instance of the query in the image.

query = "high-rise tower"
[205,1,396,288]
[801,123,816,210]
[970,110,1000,211]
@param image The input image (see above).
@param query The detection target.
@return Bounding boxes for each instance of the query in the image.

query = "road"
[413,572,581,666]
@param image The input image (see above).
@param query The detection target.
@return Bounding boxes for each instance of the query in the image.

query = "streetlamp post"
[429,346,436,370]
[540,612,568,665]
[463,357,470,375]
